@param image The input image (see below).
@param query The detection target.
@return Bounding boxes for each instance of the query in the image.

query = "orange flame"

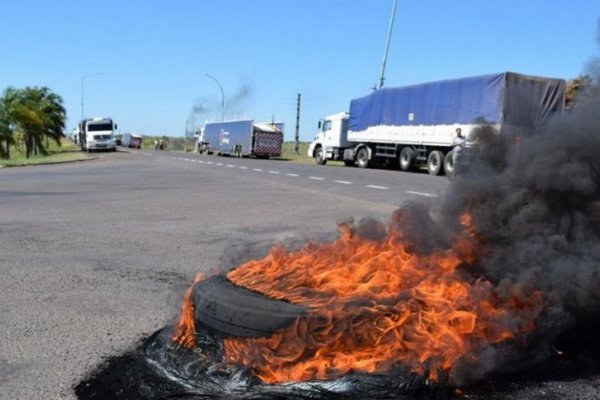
[172,273,205,348]
[174,220,544,384]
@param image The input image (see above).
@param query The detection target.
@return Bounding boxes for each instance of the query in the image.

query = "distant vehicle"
[199,120,284,158]
[78,117,118,152]
[122,133,143,149]
[308,72,566,175]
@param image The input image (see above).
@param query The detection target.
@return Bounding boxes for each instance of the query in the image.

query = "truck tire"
[356,147,369,168]
[315,147,327,165]
[399,147,416,171]
[444,151,456,177]
[427,150,444,175]
[193,275,307,338]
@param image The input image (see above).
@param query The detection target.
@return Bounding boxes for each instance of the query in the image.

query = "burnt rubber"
[193,275,307,338]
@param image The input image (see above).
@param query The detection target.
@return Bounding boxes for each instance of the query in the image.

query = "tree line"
[0,86,66,159]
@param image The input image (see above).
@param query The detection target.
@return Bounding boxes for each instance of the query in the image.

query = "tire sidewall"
[399,147,416,171]
[315,147,326,165]
[357,148,369,168]
[427,150,443,175]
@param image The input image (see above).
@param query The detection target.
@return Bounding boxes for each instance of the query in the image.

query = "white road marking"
[269,170,280,174]
[216,163,223,166]
[286,173,299,177]
[198,160,204,163]
[252,168,263,172]
[366,185,389,190]
[238,166,248,170]
[206,161,214,165]
[308,176,325,181]
[405,190,437,197]
[226,164,235,168]
[335,180,353,185]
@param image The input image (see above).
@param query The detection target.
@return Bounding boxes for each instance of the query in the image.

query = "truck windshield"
[88,123,113,131]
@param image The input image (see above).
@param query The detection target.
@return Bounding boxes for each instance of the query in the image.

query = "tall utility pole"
[379,0,398,89]
[295,93,301,155]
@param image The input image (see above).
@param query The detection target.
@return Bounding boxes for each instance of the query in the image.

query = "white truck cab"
[307,112,351,165]
[79,117,117,152]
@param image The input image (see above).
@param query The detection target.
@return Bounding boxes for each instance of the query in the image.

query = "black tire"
[356,147,369,168]
[427,150,444,175]
[344,160,355,167]
[444,151,455,177]
[193,275,307,338]
[315,147,326,165]
[399,147,416,171]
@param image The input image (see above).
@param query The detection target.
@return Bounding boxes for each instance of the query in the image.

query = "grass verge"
[0,140,88,167]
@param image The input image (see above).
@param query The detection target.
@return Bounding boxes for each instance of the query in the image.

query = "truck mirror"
[318,121,322,130]
[115,124,118,129]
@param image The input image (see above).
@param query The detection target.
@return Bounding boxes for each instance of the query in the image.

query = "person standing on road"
[452,127,465,167]
[453,127,465,151]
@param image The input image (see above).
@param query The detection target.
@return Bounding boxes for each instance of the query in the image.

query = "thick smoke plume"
[188,84,253,133]
[381,82,600,384]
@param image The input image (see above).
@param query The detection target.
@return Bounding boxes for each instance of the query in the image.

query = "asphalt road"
[0,150,449,400]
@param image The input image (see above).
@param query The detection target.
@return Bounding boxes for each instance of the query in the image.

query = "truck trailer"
[198,120,284,158]
[121,133,143,149]
[78,117,118,152]
[308,72,566,175]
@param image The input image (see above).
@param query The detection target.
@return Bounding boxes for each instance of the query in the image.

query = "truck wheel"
[399,147,416,171]
[315,147,327,165]
[356,148,369,168]
[427,150,444,175]
[444,151,455,177]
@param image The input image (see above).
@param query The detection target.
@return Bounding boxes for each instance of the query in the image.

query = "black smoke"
[188,84,253,134]
[403,80,600,384]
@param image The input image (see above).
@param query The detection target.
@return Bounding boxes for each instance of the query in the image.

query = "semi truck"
[78,117,118,152]
[308,72,566,175]
[198,120,284,158]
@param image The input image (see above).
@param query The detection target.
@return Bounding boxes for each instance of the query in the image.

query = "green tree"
[0,97,15,159]
[0,86,66,158]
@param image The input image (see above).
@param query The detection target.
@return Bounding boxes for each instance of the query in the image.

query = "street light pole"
[379,0,398,89]
[81,71,103,120]
[204,73,225,121]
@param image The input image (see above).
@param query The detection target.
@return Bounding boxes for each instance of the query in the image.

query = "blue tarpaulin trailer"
[308,72,566,175]
[348,72,566,143]
[200,120,283,158]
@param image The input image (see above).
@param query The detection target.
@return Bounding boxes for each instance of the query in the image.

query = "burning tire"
[193,275,307,338]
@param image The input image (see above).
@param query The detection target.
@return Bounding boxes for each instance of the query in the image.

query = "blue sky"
[1,0,598,141]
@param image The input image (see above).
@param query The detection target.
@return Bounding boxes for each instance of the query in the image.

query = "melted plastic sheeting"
[76,322,600,400]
